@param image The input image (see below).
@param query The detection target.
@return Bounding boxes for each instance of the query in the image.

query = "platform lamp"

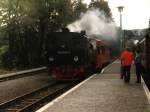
[117,6,124,51]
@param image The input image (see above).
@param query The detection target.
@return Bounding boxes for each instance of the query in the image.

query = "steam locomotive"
[45,29,111,80]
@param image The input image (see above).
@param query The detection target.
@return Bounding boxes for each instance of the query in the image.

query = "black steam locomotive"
[45,29,95,80]
[45,28,112,80]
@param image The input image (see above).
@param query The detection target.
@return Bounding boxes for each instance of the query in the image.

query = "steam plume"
[68,9,117,40]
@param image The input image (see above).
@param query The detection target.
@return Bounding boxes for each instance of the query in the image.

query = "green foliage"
[0,45,8,65]
[0,45,8,54]
[0,26,8,47]
[0,0,77,68]
[73,0,87,20]
[89,0,112,20]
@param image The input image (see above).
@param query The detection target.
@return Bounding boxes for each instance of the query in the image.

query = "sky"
[83,0,150,30]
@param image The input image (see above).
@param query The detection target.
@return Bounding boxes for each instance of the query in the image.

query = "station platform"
[37,60,150,112]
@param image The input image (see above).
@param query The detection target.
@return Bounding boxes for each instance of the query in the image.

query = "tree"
[89,0,112,20]
[0,0,76,68]
[73,0,87,20]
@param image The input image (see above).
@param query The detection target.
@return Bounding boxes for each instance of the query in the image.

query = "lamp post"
[149,19,150,30]
[117,6,124,51]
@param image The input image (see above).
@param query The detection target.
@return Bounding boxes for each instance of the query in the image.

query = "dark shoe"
[136,81,141,83]
[121,76,123,79]
[125,81,129,83]
[124,79,129,83]
[120,74,124,79]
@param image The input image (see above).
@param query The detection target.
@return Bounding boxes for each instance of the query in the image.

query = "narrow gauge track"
[0,81,75,112]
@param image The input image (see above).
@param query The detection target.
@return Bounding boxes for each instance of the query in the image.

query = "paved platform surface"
[0,67,46,79]
[37,60,150,112]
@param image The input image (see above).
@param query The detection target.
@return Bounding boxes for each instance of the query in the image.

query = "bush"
[0,45,9,65]
[0,46,14,69]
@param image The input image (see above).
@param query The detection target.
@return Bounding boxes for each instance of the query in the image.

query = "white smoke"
[67,9,117,40]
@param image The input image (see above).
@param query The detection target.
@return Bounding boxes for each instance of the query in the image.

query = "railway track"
[0,82,74,112]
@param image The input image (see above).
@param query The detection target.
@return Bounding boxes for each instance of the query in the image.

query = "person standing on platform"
[120,48,134,83]
[134,50,142,83]
[120,49,125,79]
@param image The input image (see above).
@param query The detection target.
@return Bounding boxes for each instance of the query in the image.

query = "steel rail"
[17,84,71,112]
[0,81,71,112]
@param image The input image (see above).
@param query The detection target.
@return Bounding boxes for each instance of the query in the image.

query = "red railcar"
[91,39,111,72]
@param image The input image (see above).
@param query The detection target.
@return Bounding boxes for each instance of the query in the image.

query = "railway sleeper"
[24,98,38,102]
[5,108,19,112]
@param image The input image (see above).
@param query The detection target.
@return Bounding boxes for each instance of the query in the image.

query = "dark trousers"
[120,66,124,79]
[135,64,142,82]
[122,65,131,82]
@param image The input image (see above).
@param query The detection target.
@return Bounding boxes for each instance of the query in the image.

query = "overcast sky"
[83,0,150,30]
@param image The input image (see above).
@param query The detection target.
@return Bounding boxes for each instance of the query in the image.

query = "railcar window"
[96,47,102,54]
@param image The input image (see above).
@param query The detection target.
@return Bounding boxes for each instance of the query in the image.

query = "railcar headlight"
[49,57,54,62]
[74,56,79,62]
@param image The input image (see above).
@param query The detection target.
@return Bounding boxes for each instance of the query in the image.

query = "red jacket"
[120,50,134,66]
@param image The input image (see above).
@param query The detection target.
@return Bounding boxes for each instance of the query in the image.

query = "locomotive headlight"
[49,57,54,62]
[74,56,79,62]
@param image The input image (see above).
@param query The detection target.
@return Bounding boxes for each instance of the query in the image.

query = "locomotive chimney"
[62,28,70,32]
[81,30,86,35]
